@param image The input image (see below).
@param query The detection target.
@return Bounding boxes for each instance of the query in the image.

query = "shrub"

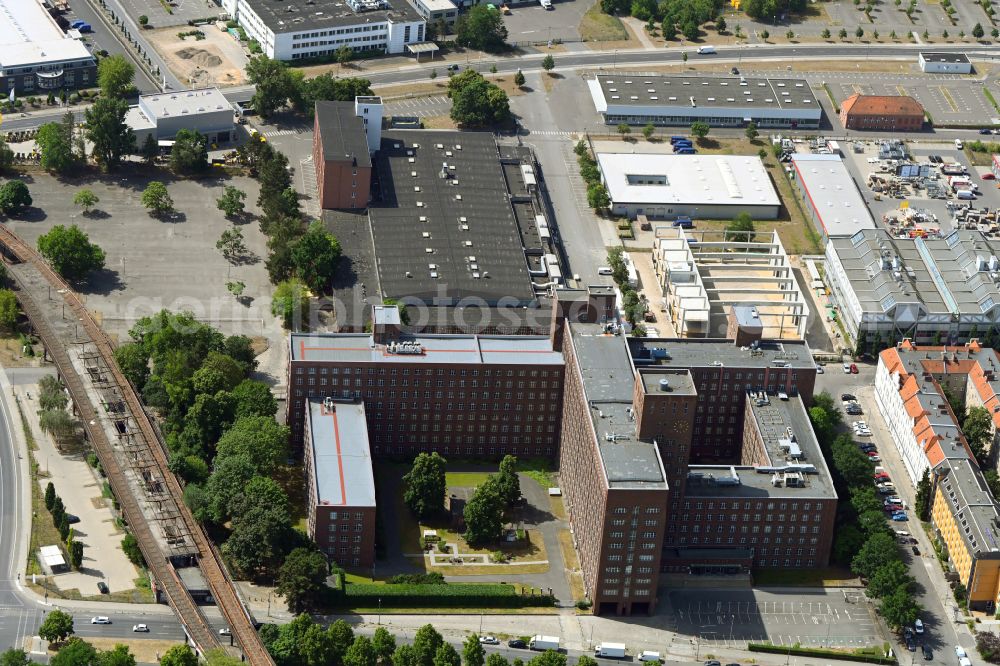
[339,583,555,608]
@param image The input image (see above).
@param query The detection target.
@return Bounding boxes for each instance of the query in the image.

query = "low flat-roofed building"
[221,0,425,60]
[129,88,236,145]
[588,74,822,128]
[406,0,458,24]
[0,0,96,94]
[653,227,808,339]
[304,397,377,568]
[596,153,780,220]
[919,52,972,74]
[369,130,536,305]
[790,154,876,239]
[875,340,1000,611]
[826,228,1000,344]
[839,94,925,131]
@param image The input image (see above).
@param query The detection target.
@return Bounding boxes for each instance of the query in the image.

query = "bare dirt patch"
[147,27,246,87]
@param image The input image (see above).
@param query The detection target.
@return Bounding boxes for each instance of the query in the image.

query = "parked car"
[906,636,917,652]
[913,545,921,556]
[921,645,932,661]
[132,624,149,633]
[868,455,882,462]
[816,364,825,374]
[841,393,857,401]
[843,363,852,374]
[851,363,859,374]
[704,661,722,666]
[447,64,460,71]
[980,129,992,135]
[892,513,908,521]
[66,514,80,524]
[480,636,500,646]
[97,582,109,594]
[219,628,232,636]
[91,617,111,625]
[886,496,903,504]
[914,619,924,634]
[508,640,527,649]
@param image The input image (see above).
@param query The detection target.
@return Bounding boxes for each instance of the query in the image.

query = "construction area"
[0,226,272,665]
[652,227,809,340]
[146,26,248,88]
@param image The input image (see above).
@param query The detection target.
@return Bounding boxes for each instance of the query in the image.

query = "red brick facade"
[313,113,371,209]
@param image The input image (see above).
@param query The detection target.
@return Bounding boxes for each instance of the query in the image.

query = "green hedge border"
[335,583,556,609]
[747,643,897,665]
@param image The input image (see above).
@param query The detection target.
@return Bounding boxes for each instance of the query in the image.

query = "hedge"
[748,644,897,665]
[337,583,555,608]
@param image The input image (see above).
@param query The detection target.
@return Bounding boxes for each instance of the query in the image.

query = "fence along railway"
[0,225,274,665]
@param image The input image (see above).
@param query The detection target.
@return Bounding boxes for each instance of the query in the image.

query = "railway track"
[0,226,274,665]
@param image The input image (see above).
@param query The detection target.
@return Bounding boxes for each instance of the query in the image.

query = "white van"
[955,139,964,150]
[956,189,975,200]
[597,266,613,276]
[696,45,716,54]
[638,652,662,663]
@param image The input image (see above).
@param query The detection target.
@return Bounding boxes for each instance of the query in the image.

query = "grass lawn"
[20,401,63,579]
[446,472,492,487]
[274,464,310,533]
[752,566,859,587]
[579,2,628,41]
[549,496,567,521]
[557,529,586,602]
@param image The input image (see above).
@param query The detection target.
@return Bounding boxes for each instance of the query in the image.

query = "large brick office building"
[839,94,925,131]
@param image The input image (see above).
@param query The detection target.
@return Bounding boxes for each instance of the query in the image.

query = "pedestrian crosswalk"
[526,130,575,136]
[262,128,302,138]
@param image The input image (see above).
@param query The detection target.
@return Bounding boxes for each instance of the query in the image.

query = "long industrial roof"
[0,0,93,70]
[791,154,876,238]
[290,331,564,365]
[597,153,779,207]
[829,229,1000,318]
[307,399,376,508]
[628,336,815,370]
[241,0,421,33]
[139,87,233,120]
[592,74,818,110]
[369,130,534,305]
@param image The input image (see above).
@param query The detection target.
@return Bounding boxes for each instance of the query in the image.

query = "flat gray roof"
[686,393,837,499]
[569,322,667,490]
[791,154,876,237]
[594,74,817,110]
[921,52,971,63]
[242,0,421,33]
[370,130,534,305]
[828,229,1000,318]
[638,368,697,395]
[316,100,371,168]
[628,337,815,370]
[290,331,564,365]
[307,398,376,508]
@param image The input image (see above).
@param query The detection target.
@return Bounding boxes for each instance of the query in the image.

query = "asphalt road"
[63,0,159,93]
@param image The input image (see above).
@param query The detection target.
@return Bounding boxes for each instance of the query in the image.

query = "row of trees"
[606,247,646,334]
[246,55,374,117]
[808,394,921,630]
[43,481,83,569]
[573,140,610,213]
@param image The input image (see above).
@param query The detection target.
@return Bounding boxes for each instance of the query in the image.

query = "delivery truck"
[595,643,626,659]
[529,636,560,651]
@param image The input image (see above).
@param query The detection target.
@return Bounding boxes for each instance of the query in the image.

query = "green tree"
[45,482,56,511]
[527,651,566,666]
[0,649,30,666]
[138,14,149,25]
[141,181,173,216]
[98,644,136,666]
[114,343,150,390]
[464,477,505,546]
[879,584,921,629]
[394,645,419,666]
[222,484,293,578]
[204,649,244,666]
[215,416,288,472]
[345,636,379,666]
[642,123,655,140]
[495,454,521,505]
[85,97,135,170]
[832,440,876,489]
[716,15,727,32]
[413,624,444,666]
[839,27,848,39]
[856,26,864,38]
[662,20,676,40]
[690,121,710,139]
[455,5,508,52]
[682,19,699,40]
[761,29,770,40]
[486,655,511,666]
[158,644,199,666]
[271,278,310,330]
[964,405,993,465]
[851,532,899,578]
[868,560,914,598]
[576,658,598,666]
[450,75,510,126]
[541,55,555,73]
[373,628,397,664]
[433,644,461,666]
[192,351,246,395]
[121,532,145,567]
[404,452,447,519]
[744,121,759,141]
[0,289,17,333]
[97,55,135,99]
[37,377,63,411]
[69,538,83,569]
[246,56,295,117]
[292,220,342,292]
[831,525,865,566]
[587,183,610,211]
[916,468,933,520]
[140,134,159,165]
[335,45,354,72]
[464,636,486,666]
[170,129,209,174]
[51,638,97,666]
[821,27,831,39]
[74,189,99,213]
[276,547,329,613]
[217,186,247,219]
[726,211,755,240]
[37,224,105,281]
[0,180,30,216]
[199,454,256,523]
[617,123,631,137]
[217,227,248,262]
[514,70,526,87]
[38,608,74,643]
[231,380,278,419]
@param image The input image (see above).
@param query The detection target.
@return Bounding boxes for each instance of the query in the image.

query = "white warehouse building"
[126,87,236,146]
[221,0,426,60]
[918,52,972,74]
[596,152,780,220]
[587,74,822,128]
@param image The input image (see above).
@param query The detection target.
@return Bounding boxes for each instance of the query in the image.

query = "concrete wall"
[610,201,779,221]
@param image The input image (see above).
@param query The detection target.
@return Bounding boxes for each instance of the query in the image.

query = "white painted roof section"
[596,153,779,207]
[0,0,92,69]
[139,87,233,120]
[588,78,608,113]
[791,153,876,237]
